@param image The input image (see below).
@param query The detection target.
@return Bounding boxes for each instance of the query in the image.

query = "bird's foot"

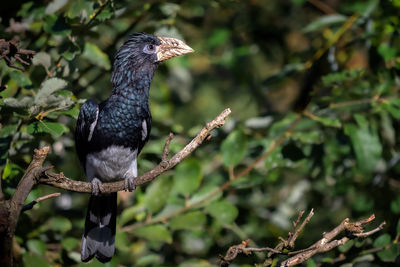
[124,177,136,192]
[91,178,103,195]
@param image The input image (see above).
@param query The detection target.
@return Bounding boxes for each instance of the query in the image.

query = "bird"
[75,32,194,263]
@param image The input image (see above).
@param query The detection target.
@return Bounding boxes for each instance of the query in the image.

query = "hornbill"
[75,33,193,263]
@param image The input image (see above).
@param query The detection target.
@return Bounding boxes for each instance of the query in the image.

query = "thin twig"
[21,192,61,212]
[279,216,386,267]
[162,133,174,163]
[220,212,385,267]
[288,209,314,248]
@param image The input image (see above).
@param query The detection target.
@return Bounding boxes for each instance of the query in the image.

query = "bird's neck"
[111,65,156,105]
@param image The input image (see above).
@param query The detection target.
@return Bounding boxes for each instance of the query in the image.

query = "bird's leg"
[91,177,103,195]
[124,159,137,192]
[124,176,136,192]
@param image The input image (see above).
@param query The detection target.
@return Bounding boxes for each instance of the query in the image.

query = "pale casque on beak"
[156,36,194,62]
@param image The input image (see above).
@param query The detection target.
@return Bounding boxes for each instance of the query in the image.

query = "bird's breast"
[85,145,138,182]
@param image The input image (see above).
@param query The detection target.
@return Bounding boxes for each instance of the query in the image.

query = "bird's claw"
[124,177,136,192]
[91,178,103,195]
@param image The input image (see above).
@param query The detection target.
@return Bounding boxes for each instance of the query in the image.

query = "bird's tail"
[81,193,117,263]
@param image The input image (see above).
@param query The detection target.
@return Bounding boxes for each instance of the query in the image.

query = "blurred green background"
[1,0,400,266]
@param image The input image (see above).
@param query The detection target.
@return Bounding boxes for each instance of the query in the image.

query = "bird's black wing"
[75,99,99,169]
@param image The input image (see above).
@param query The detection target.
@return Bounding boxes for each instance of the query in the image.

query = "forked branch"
[219,211,386,267]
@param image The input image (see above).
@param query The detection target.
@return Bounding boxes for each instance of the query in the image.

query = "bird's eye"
[143,44,156,54]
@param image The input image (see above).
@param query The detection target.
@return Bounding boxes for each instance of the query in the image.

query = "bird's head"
[112,33,194,89]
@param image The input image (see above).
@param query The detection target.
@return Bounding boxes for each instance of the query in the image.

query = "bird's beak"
[156,37,194,62]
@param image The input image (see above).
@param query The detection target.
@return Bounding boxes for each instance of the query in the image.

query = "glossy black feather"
[75,33,160,263]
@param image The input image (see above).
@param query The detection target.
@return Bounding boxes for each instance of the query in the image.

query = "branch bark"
[1,147,50,267]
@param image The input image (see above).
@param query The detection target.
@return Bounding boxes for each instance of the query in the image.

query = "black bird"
[75,33,193,263]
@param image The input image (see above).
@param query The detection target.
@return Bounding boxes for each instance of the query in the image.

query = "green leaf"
[322,68,362,85]
[378,43,397,61]
[9,70,32,87]
[221,130,247,167]
[43,14,71,36]
[32,52,51,69]
[377,243,398,262]
[397,218,400,235]
[26,239,46,255]
[96,9,113,21]
[115,231,130,252]
[352,193,374,212]
[208,29,230,48]
[35,78,67,105]
[136,253,162,266]
[61,237,79,252]
[382,98,400,119]
[309,115,341,128]
[2,162,24,179]
[391,196,400,214]
[173,158,203,195]
[67,0,93,20]
[189,185,222,206]
[170,211,206,230]
[306,258,317,267]
[206,200,238,224]
[27,121,69,138]
[338,240,354,253]
[144,176,172,213]
[344,115,382,173]
[303,14,347,33]
[135,224,172,244]
[82,42,111,70]
[42,216,72,233]
[180,231,213,255]
[45,0,68,14]
[119,205,143,226]
[23,252,49,267]
[373,234,391,248]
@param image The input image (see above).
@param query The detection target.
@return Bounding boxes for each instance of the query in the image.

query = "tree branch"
[21,192,61,212]
[219,211,386,267]
[39,108,231,193]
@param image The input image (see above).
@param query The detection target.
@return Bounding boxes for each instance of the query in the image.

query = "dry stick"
[220,212,386,267]
[39,108,232,193]
[21,192,61,212]
[279,215,386,267]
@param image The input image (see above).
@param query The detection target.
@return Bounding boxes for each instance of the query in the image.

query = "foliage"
[1,0,400,266]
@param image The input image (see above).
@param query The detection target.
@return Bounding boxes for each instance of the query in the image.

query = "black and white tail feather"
[81,193,117,263]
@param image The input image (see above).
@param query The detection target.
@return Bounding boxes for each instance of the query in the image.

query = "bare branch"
[39,108,231,193]
[220,211,385,267]
[21,192,61,212]
[162,132,174,164]
[279,214,386,267]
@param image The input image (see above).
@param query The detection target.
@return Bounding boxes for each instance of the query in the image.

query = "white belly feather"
[85,145,138,182]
